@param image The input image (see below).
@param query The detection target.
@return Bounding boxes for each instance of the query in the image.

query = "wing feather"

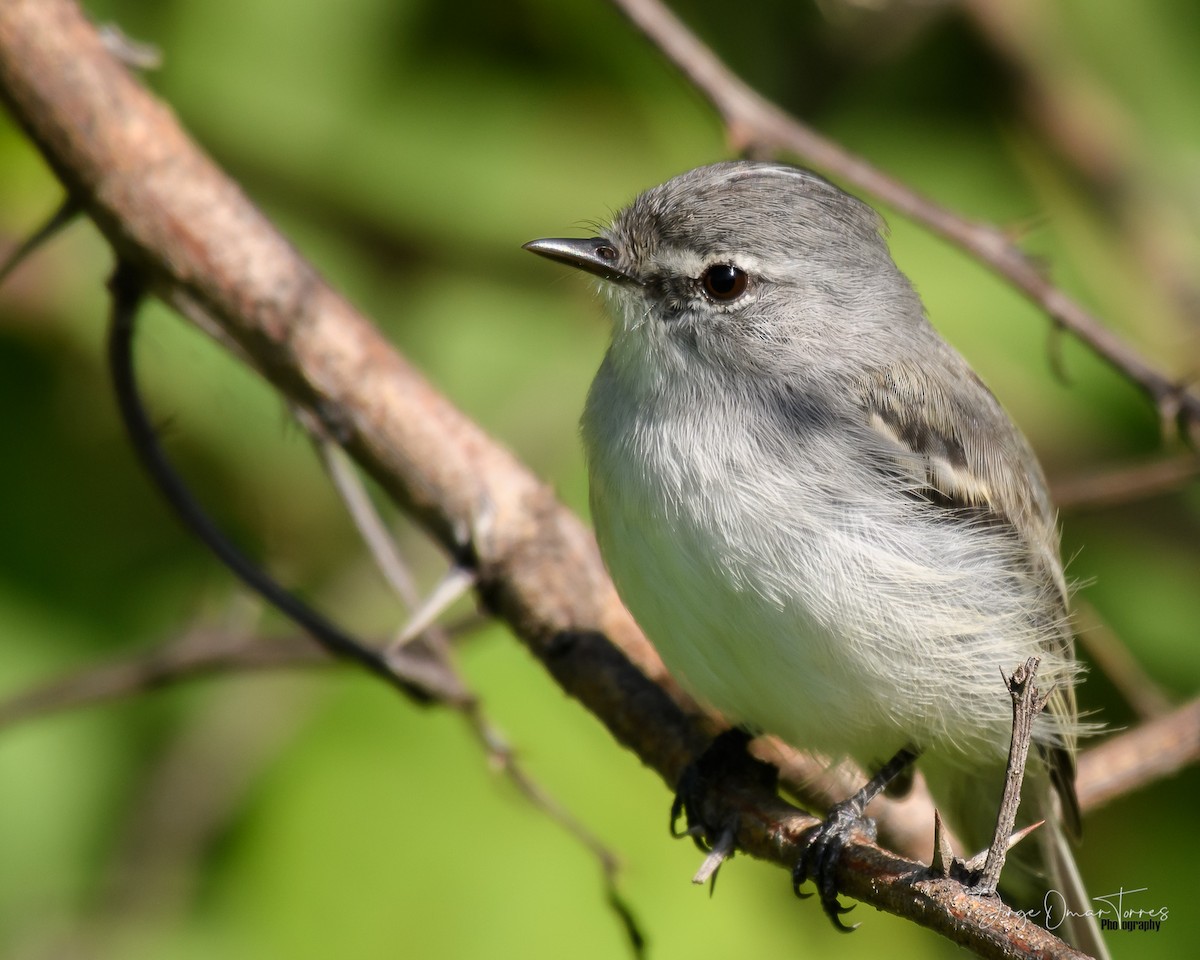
[858,361,1082,836]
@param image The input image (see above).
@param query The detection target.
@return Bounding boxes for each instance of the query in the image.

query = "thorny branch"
[0,1,1193,958]
[971,659,1048,896]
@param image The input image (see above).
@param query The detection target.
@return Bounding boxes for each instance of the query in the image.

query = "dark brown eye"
[700,264,748,301]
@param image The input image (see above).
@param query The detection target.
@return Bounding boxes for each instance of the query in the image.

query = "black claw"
[670,763,713,852]
[790,747,917,932]
[831,904,861,933]
[670,728,777,860]
[669,792,688,839]
[793,798,874,931]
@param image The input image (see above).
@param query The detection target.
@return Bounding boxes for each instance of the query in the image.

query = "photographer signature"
[1016,886,1169,933]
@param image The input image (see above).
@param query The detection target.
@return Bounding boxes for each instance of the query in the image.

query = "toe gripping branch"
[792,746,919,932]
[671,729,919,926]
[670,728,779,890]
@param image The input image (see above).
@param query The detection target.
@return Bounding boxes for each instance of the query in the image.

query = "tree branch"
[1077,697,1200,812]
[605,0,1200,440]
[0,0,689,856]
[0,628,326,731]
[1051,455,1200,514]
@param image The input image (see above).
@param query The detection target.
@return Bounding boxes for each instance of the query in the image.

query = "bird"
[524,160,1105,957]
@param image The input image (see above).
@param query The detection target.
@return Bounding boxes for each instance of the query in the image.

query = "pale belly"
[588,458,1059,772]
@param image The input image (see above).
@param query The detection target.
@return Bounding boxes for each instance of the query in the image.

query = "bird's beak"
[522,237,640,285]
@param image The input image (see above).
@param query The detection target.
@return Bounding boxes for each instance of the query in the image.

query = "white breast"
[583,359,1072,770]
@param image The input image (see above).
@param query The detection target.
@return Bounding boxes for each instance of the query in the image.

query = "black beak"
[522,237,639,285]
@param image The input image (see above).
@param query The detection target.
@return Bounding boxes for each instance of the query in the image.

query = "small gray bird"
[525,161,1105,957]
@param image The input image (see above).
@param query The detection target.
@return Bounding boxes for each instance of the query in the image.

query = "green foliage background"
[1,1,1198,957]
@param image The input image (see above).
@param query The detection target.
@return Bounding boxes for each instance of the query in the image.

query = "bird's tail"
[1038,787,1111,960]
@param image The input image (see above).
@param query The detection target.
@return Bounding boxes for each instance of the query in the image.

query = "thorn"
[390,564,477,649]
[311,436,421,607]
[0,197,81,287]
[931,810,953,878]
[962,819,1045,873]
[1003,818,1045,853]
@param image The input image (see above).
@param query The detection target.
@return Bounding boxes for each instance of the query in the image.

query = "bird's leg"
[670,728,778,889]
[793,745,919,931]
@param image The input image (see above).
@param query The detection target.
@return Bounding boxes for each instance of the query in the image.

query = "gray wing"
[857,359,1082,836]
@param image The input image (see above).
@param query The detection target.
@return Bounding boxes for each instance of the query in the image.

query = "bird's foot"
[670,728,777,889]
[792,745,918,931]
[791,796,875,931]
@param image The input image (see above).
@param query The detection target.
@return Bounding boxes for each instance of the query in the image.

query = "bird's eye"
[700,264,748,301]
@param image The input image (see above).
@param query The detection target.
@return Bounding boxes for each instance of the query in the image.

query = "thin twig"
[311,416,643,954]
[962,0,1200,331]
[4,629,1187,831]
[605,0,1200,440]
[0,194,80,284]
[1051,455,1200,513]
[308,425,479,653]
[0,621,490,734]
[971,659,1047,895]
[1077,697,1200,812]
[308,430,423,609]
[459,701,646,955]
[390,565,477,650]
[1071,600,1173,721]
[0,629,325,731]
[106,263,463,705]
